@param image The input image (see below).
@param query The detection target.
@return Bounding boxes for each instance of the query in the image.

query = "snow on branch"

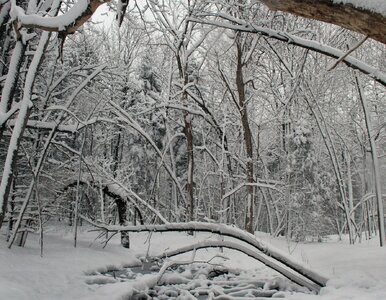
[10,0,110,34]
[64,177,169,224]
[189,17,386,87]
[154,240,322,292]
[222,182,283,204]
[6,117,115,133]
[8,120,79,133]
[260,0,386,44]
[80,219,329,289]
[109,100,189,208]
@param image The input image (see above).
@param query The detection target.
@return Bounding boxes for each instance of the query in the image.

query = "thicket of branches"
[0,0,385,252]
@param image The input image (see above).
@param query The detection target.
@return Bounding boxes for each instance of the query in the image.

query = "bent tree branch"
[80,219,329,290]
[189,17,386,87]
[155,240,321,291]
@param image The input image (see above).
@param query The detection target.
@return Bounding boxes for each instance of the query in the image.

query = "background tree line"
[0,0,385,249]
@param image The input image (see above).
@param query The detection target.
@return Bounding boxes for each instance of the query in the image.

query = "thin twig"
[328,36,368,71]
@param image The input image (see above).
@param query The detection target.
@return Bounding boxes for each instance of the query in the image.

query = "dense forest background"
[1,0,385,250]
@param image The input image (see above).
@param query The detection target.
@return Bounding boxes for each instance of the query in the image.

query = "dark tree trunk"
[115,197,130,248]
[183,111,194,222]
[102,187,130,248]
[236,42,254,234]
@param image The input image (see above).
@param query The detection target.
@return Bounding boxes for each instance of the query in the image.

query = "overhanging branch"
[189,17,386,87]
[11,0,110,34]
[260,0,386,44]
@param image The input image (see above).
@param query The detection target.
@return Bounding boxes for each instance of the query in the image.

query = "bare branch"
[327,35,368,71]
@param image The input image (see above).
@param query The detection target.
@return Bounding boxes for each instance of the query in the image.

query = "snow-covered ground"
[1,225,386,300]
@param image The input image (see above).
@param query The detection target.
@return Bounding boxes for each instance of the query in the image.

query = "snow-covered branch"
[63,176,169,224]
[6,117,115,133]
[155,240,322,291]
[222,182,283,204]
[109,100,188,208]
[10,0,110,34]
[189,17,386,87]
[80,220,329,289]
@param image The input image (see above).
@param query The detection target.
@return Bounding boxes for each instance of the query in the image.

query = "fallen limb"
[80,219,328,289]
[154,240,322,292]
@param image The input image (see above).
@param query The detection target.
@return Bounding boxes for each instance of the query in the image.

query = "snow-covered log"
[260,0,386,44]
[80,220,328,289]
[155,240,322,292]
[189,17,386,87]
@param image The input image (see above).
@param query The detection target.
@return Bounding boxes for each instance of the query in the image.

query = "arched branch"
[62,178,168,224]
[156,240,322,292]
[79,219,329,289]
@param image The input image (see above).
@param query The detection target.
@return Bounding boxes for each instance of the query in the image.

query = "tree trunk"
[0,40,27,142]
[115,197,130,248]
[260,0,386,44]
[183,111,194,222]
[236,42,254,234]
[355,74,385,246]
[345,149,356,238]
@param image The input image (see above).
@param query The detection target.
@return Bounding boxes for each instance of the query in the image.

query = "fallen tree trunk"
[80,219,328,289]
[154,240,321,291]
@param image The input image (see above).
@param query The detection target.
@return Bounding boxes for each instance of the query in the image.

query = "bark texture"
[261,0,386,44]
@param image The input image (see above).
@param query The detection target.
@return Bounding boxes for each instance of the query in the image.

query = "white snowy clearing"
[1,226,386,300]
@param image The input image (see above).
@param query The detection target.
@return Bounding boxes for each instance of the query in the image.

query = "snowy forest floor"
[1,225,386,300]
